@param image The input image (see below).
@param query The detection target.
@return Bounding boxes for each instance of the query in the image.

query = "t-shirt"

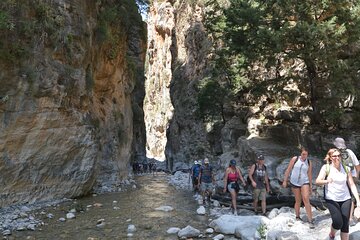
[323,164,351,202]
[341,149,359,177]
[253,164,266,189]
[200,165,213,183]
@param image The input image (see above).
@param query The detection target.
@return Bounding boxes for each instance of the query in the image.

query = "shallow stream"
[10,173,209,240]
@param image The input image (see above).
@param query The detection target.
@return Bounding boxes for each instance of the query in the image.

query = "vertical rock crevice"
[144,1,212,169]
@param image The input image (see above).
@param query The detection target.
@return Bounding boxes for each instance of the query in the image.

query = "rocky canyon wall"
[145,0,360,173]
[145,1,213,168]
[0,0,146,207]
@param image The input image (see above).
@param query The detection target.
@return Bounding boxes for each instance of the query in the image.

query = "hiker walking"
[190,160,201,192]
[282,147,314,228]
[316,148,360,240]
[248,155,270,215]
[223,159,246,215]
[198,158,215,205]
[333,137,360,225]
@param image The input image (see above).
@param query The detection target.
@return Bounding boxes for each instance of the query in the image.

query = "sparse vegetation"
[257,224,267,240]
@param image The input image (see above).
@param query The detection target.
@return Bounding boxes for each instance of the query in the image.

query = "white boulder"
[166,227,180,234]
[197,206,206,215]
[177,225,201,238]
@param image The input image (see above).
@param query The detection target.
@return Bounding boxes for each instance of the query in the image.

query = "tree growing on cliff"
[197,78,227,123]
[205,0,360,127]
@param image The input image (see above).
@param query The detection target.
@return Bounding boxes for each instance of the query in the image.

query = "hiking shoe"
[308,220,315,229]
[295,216,301,221]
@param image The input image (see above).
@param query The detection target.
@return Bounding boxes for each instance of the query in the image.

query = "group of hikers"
[189,137,360,240]
[132,161,157,175]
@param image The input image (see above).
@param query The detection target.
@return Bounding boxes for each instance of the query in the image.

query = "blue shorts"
[201,182,213,192]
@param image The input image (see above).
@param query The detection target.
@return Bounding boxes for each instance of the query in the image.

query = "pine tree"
[205,0,360,126]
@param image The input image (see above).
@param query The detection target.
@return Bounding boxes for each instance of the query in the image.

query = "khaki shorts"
[253,188,266,201]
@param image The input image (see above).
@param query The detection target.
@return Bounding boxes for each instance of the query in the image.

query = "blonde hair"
[324,148,341,164]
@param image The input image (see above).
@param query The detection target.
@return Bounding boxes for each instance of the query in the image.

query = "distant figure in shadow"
[316,148,360,240]
[282,147,314,228]
[223,159,246,215]
[190,160,201,193]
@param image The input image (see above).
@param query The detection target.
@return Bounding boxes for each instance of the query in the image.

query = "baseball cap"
[230,159,236,166]
[257,154,265,160]
[333,137,346,149]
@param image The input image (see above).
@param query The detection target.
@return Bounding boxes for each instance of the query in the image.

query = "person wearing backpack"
[333,137,360,226]
[223,159,246,215]
[198,158,215,205]
[282,147,314,228]
[316,148,360,240]
[190,160,201,192]
[248,155,270,215]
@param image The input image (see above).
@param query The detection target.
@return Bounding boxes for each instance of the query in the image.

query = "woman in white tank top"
[316,148,360,240]
[282,147,314,228]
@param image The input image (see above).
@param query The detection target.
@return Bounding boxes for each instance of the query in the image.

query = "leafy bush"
[197,78,227,123]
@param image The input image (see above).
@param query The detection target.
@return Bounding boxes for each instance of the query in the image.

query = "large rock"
[0,0,146,207]
[177,225,201,238]
[209,215,268,235]
[350,230,360,240]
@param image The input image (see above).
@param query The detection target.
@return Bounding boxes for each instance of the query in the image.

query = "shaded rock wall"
[0,0,146,207]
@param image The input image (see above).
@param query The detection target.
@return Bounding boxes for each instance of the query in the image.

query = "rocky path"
[2,171,360,239]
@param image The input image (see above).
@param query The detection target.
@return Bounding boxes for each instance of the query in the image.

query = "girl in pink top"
[223,159,246,215]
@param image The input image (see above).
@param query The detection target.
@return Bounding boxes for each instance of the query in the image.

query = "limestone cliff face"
[145,1,212,167]
[0,0,146,207]
[144,1,175,161]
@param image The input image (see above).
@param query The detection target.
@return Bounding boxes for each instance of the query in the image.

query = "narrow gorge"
[1,0,360,210]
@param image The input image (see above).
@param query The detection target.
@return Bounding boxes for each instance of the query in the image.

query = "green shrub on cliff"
[96,0,146,60]
[197,78,227,123]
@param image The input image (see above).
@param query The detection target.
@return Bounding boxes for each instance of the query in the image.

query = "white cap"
[333,137,346,149]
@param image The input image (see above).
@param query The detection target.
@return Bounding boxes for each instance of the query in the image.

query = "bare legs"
[292,185,313,221]
[230,190,237,214]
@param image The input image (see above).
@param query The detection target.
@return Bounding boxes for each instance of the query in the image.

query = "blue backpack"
[192,165,201,177]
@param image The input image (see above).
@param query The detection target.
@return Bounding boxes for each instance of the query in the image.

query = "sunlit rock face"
[144,1,175,161]
[0,0,146,207]
[145,1,211,167]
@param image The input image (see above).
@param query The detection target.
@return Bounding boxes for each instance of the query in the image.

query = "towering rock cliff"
[145,1,214,168]
[0,0,146,207]
[144,0,360,172]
